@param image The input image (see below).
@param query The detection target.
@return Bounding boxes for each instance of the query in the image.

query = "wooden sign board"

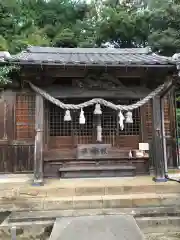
[77,144,111,159]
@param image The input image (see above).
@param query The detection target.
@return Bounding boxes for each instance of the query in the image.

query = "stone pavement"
[49,215,145,240]
[0,176,180,212]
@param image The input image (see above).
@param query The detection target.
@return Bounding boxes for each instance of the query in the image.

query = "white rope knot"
[94,103,102,115]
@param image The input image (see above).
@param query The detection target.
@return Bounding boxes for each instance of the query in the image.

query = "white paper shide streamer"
[125,111,133,123]
[64,110,71,121]
[118,111,125,130]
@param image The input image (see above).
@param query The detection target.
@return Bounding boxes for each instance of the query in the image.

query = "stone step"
[1,193,179,212]
[6,206,180,223]
[43,193,180,211]
[17,182,180,198]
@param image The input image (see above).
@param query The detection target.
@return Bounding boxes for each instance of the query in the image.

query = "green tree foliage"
[97,6,149,48]
[98,0,180,55]
[148,2,180,55]
[0,0,90,52]
[53,28,77,47]
[0,35,8,51]
[0,0,180,56]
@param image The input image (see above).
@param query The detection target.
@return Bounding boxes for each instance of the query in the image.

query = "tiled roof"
[27,46,152,54]
[9,46,174,66]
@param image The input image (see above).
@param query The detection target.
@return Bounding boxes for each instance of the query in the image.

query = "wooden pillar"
[152,96,167,182]
[160,97,168,175]
[33,94,44,186]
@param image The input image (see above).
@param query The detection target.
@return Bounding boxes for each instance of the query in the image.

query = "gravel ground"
[145,232,180,240]
[0,230,180,240]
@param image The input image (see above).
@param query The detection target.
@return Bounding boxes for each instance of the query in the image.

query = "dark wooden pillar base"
[152,176,167,182]
[32,180,44,186]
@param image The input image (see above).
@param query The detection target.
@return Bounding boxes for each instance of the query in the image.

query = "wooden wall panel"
[0,144,34,173]
[164,96,171,136]
[116,135,140,149]
[0,96,5,139]
[0,92,35,173]
[49,135,139,149]
[49,136,77,149]
[144,97,171,140]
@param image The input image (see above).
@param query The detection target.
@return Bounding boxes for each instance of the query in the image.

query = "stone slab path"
[49,215,145,240]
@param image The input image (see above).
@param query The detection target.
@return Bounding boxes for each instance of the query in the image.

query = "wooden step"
[60,165,136,171]
[44,159,149,178]
[59,164,136,178]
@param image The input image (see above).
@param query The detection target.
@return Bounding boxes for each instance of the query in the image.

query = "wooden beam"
[152,96,167,182]
[159,80,174,98]
[20,67,146,79]
[33,94,44,186]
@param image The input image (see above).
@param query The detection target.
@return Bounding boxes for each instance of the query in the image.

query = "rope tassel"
[79,108,85,124]
[64,110,71,121]
[118,111,125,130]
